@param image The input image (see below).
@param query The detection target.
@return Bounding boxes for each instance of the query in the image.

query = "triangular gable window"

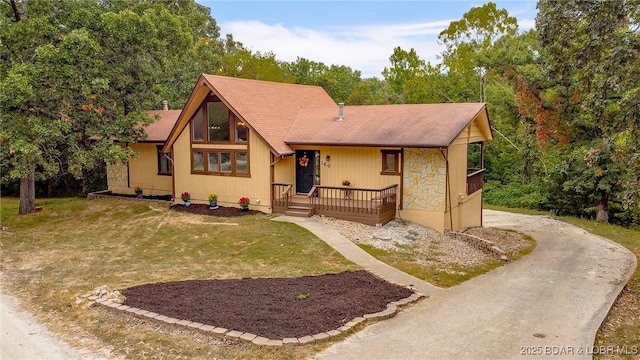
[191,99,247,144]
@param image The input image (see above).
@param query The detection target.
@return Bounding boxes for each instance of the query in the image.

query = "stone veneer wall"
[107,161,128,188]
[403,148,446,212]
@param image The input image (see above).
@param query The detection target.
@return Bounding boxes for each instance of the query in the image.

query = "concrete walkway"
[278,210,637,359]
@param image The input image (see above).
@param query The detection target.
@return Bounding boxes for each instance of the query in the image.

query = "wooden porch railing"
[272,183,292,213]
[467,168,485,195]
[311,184,398,225]
[271,183,398,226]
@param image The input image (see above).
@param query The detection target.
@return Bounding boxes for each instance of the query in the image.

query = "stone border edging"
[87,288,425,346]
[447,230,509,261]
[87,190,173,205]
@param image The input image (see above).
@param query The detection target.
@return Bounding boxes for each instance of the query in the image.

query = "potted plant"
[238,196,250,211]
[341,179,351,199]
[208,193,218,209]
[134,185,143,198]
[181,191,191,207]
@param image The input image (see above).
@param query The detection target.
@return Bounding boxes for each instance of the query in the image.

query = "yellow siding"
[106,143,172,195]
[468,120,486,143]
[447,142,468,202]
[128,143,172,195]
[273,155,295,184]
[173,128,274,212]
[399,209,446,233]
[459,190,483,229]
[443,141,469,231]
[287,146,401,191]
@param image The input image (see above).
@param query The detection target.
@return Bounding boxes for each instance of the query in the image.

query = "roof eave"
[285,141,449,148]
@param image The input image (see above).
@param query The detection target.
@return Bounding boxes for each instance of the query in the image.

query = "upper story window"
[207,102,230,141]
[191,99,247,143]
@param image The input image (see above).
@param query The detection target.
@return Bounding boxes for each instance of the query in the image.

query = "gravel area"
[315,215,530,271]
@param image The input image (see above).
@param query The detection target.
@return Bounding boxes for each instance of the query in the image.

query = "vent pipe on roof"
[338,102,344,121]
[161,100,168,110]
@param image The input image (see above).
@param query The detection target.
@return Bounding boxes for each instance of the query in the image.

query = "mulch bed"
[170,203,263,217]
[121,204,414,339]
[123,270,413,339]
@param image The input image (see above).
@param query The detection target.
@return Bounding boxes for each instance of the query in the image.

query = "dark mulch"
[125,201,413,339]
[123,270,413,339]
[170,203,262,217]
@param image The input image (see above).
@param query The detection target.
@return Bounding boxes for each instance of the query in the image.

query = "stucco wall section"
[403,148,446,212]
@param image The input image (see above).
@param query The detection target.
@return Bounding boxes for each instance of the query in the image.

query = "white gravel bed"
[315,215,495,268]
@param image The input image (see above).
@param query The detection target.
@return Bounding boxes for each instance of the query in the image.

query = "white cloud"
[220,20,449,78]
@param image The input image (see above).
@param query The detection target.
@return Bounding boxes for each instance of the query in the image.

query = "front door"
[296,150,318,194]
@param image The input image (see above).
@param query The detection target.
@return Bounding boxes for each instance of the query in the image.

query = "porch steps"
[284,204,314,218]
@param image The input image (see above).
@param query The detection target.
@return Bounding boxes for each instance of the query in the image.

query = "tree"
[382,47,426,103]
[0,0,224,214]
[437,2,519,102]
[536,0,640,222]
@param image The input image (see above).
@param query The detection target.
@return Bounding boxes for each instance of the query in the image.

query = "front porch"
[272,184,398,226]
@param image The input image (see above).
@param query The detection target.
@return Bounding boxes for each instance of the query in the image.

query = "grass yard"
[2,198,637,359]
[0,197,360,359]
[486,205,640,359]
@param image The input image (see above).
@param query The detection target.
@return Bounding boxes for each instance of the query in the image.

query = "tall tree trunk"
[596,195,609,223]
[81,168,89,195]
[19,167,36,215]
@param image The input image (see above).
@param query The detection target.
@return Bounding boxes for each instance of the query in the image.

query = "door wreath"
[299,153,309,167]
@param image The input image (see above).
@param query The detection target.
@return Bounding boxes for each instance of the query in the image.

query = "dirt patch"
[462,227,530,254]
[122,270,414,339]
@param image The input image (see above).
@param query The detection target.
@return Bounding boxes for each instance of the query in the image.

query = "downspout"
[399,147,404,210]
[481,142,485,226]
[440,147,453,232]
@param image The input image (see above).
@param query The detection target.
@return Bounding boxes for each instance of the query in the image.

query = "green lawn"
[0,197,359,359]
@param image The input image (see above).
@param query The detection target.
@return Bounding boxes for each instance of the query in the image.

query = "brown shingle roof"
[144,110,182,142]
[286,103,489,148]
[164,75,491,155]
[201,75,336,155]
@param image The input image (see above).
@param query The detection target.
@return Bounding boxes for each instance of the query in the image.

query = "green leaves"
[0,0,227,211]
[534,0,640,221]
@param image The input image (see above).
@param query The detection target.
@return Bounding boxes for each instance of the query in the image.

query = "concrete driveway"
[313,210,636,360]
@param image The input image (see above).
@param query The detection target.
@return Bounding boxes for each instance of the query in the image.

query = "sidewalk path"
[279,210,636,359]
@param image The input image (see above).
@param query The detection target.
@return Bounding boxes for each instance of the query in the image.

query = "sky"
[198,1,539,78]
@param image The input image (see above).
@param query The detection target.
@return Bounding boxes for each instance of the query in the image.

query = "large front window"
[190,98,250,176]
[192,150,248,176]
